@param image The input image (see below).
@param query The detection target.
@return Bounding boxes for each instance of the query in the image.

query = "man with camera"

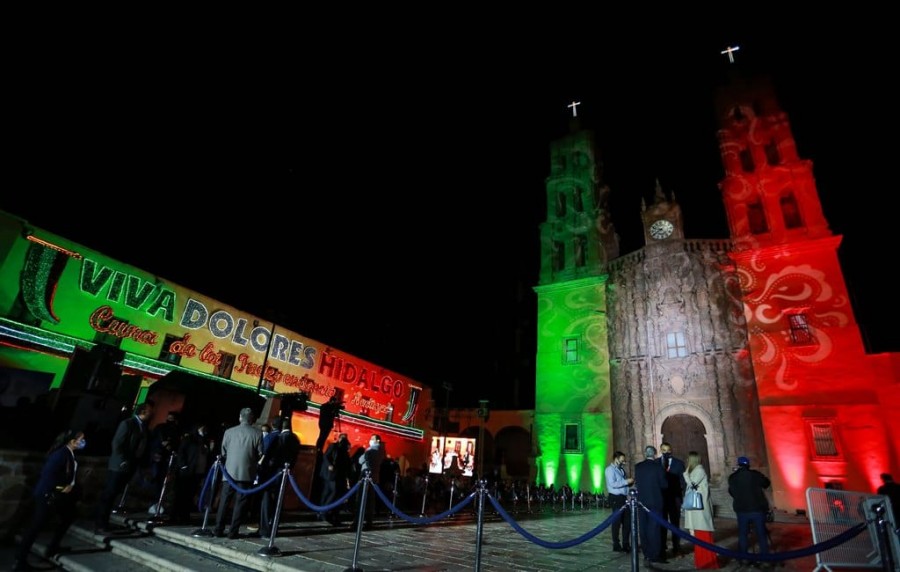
[316,395,343,452]
[728,455,771,561]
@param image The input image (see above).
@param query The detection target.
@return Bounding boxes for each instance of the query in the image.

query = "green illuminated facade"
[534,124,618,492]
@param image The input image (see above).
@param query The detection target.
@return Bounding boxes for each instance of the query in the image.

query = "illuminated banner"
[0,218,421,418]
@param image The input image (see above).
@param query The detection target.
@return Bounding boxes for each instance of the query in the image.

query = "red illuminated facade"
[717,75,900,509]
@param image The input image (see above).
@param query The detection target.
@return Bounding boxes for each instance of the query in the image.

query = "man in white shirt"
[604,450,634,552]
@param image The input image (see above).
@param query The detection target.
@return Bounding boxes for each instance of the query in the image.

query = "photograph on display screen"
[429,436,477,476]
[428,436,445,474]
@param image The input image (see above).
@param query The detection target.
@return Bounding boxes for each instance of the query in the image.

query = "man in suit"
[94,401,154,533]
[659,441,686,557]
[258,416,300,537]
[319,432,351,525]
[634,445,668,566]
[214,407,263,539]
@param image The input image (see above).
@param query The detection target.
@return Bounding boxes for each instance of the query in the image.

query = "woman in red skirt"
[683,451,719,569]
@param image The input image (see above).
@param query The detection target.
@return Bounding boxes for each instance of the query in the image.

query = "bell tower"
[716,75,830,251]
[533,109,618,492]
[717,72,877,510]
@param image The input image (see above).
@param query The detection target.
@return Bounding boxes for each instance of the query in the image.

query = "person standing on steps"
[94,400,154,534]
[14,429,87,572]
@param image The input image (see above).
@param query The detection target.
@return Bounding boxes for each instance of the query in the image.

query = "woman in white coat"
[683,451,719,569]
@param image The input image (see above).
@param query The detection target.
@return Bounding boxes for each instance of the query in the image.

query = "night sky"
[4,19,897,409]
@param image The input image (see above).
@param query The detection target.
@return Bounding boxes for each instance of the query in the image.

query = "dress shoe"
[622,544,632,552]
[612,543,623,552]
[213,529,226,538]
[227,530,240,539]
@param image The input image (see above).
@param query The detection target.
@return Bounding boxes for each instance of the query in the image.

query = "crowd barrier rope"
[185,459,890,572]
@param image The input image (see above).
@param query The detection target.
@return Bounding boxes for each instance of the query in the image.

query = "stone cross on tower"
[720,45,740,63]
[567,101,581,117]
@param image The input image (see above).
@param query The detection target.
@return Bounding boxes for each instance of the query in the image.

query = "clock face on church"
[649,219,674,240]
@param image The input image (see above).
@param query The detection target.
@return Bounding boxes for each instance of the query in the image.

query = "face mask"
[75,438,86,450]
[663,452,672,460]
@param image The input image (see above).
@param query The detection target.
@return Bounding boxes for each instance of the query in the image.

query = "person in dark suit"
[634,445,668,566]
[94,401,154,533]
[14,429,86,571]
[659,441,686,556]
[319,432,351,525]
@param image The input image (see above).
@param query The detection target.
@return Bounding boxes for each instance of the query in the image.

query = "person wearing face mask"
[171,423,212,525]
[604,451,634,553]
[14,429,86,571]
[658,441,686,558]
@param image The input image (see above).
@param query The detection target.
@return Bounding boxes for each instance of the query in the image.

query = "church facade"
[534,72,900,514]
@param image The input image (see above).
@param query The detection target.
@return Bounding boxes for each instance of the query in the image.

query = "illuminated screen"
[429,436,476,477]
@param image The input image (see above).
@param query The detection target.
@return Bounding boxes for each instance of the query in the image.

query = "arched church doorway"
[661,414,710,472]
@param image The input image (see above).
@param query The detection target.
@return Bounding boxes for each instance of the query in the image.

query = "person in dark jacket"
[634,445,668,566]
[14,429,86,571]
[659,441,686,556]
[171,423,212,524]
[94,401,154,533]
[319,433,351,525]
[728,456,771,558]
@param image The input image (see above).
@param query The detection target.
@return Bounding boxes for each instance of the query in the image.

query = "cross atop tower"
[721,45,740,63]
[567,101,581,117]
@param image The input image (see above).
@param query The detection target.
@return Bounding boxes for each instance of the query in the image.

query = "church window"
[781,192,803,229]
[807,421,841,459]
[552,241,565,271]
[573,186,584,212]
[788,313,814,344]
[574,235,586,267]
[555,191,567,217]
[563,422,582,453]
[748,201,768,234]
[563,337,579,364]
[740,148,755,172]
[765,138,780,166]
[666,332,688,358]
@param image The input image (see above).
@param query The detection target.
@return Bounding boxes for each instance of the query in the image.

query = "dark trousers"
[95,469,132,528]
[172,473,201,523]
[660,495,682,552]
[16,493,77,562]
[638,507,662,561]
[321,477,348,522]
[737,511,769,555]
[608,493,630,546]
[215,480,251,534]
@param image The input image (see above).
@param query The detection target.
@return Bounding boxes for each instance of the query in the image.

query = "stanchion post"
[258,464,291,556]
[872,501,896,572]
[628,488,639,571]
[112,483,130,515]
[419,474,429,518]
[345,469,370,572]
[193,457,221,537]
[474,479,486,572]
[148,451,176,524]
[390,472,399,520]
[448,478,456,515]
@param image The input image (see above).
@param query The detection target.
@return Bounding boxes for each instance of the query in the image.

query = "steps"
[29,519,256,572]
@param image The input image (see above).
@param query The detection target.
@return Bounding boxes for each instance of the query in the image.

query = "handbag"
[684,488,704,510]
[683,475,705,510]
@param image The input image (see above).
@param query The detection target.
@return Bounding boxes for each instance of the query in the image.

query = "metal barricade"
[806,487,899,571]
